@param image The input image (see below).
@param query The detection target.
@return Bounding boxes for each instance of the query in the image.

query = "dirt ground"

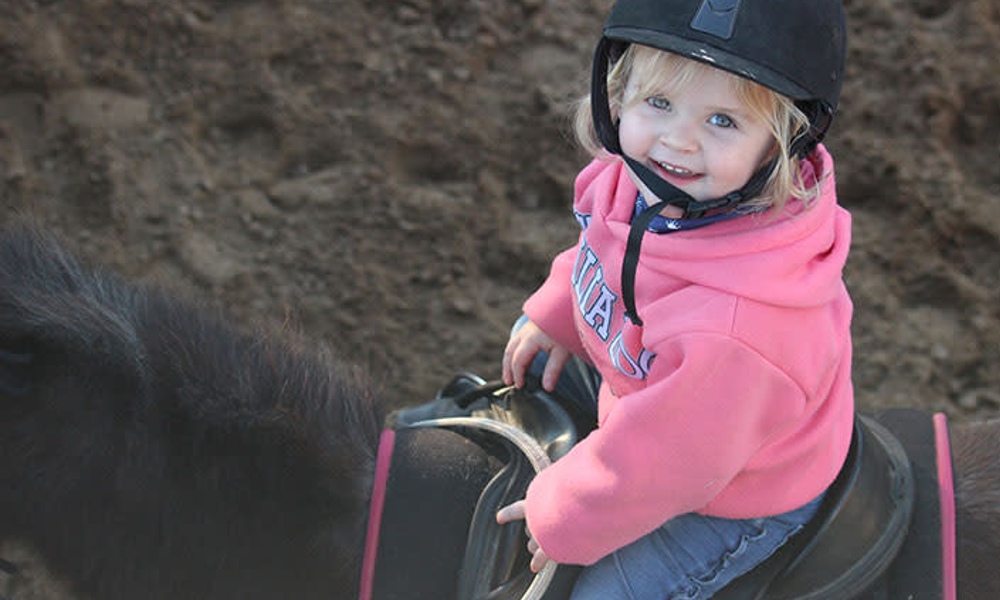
[0,0,998,596]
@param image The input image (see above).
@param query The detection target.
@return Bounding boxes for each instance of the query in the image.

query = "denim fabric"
[569,495,824,600]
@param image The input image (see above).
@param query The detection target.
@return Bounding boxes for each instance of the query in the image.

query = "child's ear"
[608,98,621,123]
[761,141,781,165]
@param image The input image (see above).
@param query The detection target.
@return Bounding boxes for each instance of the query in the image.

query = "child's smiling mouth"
[652,159,702,182]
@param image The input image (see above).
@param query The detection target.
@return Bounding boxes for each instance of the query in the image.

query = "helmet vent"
[690,0,742,40]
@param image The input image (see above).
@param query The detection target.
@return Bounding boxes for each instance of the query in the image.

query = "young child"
[497,0,854,598]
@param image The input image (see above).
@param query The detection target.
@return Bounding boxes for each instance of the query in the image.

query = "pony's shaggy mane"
[0,223,384,600]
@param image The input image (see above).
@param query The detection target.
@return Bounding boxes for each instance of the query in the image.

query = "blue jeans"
[569,495,824,600]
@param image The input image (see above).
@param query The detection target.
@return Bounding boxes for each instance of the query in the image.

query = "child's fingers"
[503,341,535,389]
[496,500,526,524]
[501,341,523,387]
[529,547,550,573]
[541,345,570,392]
[527,538,540,553]
[497,503,551,573]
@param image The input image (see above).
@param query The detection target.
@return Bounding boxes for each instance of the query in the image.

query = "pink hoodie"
[521,146,854,565]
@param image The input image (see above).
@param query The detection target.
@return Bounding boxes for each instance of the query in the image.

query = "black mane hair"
[0,223,384,600]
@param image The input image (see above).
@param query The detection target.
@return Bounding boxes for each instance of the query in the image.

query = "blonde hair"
[575,45,817,211]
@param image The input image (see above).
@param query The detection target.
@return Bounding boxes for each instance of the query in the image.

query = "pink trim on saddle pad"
[933,413,956,600]
[359,429,396,600]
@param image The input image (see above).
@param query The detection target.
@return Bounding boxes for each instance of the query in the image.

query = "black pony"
[0,224,383,599]
[1,223,999,600]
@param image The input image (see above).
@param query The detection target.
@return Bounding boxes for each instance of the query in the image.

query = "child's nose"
[659,120,699,153]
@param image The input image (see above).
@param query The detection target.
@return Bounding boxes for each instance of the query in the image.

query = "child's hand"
[502,319,570,391]
[496,500,553,573]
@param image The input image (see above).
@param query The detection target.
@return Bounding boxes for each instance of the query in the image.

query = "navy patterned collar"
[633,192,764,233]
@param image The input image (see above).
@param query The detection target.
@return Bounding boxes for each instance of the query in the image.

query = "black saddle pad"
[872,408,947,599]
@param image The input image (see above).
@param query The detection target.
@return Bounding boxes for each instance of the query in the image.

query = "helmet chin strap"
[620,155,775,326]
[622,155,749,220]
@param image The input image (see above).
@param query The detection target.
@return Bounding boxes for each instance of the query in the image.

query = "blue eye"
[646,96,670,110]
[709,114,735,128]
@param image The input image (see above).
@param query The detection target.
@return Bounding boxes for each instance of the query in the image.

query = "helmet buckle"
[691,0,743,40]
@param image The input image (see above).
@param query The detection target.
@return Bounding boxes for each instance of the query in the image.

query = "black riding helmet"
[595,0,849,325]
[593,0,847,212]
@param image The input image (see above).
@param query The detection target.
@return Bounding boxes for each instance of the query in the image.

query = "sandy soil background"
[1,0,998,596]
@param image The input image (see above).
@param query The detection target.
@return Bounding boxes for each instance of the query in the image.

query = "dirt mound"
[0,0,998,594]
[2,0,999,415]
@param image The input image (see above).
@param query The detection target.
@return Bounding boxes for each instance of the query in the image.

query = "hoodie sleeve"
[523,332,808,565]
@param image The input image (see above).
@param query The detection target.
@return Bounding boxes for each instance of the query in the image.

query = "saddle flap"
[366,426,502,599]
[365,377,583,600]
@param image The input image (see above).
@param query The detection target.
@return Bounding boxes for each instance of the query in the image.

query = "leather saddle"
[366,374,918,600]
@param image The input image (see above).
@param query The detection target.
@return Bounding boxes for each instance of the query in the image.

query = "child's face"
[618,59,776,205]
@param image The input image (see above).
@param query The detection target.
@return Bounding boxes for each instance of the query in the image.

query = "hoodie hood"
[587,145,849,310]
